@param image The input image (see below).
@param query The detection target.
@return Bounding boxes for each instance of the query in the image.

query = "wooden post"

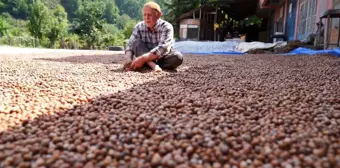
[198,8,202,41]
[316,18,321,47]
[214,6,218,41]
[324,15,330,49]
[338,18,340,47]
[200,8,202,19]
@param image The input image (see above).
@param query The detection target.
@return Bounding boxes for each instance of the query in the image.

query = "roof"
[178,0,259,21]
[321,9,340,19]
[177,5,214,21]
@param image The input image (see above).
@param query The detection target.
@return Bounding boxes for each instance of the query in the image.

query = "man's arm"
[125,24,140,60]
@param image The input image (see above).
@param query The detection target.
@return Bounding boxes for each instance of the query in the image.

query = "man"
[124,2,183,72]
[306,21,325,45]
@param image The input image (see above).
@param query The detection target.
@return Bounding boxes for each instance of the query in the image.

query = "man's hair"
[144,2,162,15]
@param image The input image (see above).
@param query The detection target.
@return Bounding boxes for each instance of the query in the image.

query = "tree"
[104,0,119,24]
[244,16,262,27]
[155,0,170,14]
[116,0,151,20]
[123,20,137,39]
[120,0,141,20]
[60,0,81,21]
[0,0,29,19]
[0,1,4,8]
[27,0,49,40]
[72,0,106,49]
[101,24,125,47]
[43,0,60,9]
[115,14,134,30]
[46,5,68,48]
[0,15,10,36]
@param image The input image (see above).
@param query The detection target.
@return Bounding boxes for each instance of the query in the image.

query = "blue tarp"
[180,46,340,56]
[286,47,340,57]
[181,51,245,55]
[173,40,242,54]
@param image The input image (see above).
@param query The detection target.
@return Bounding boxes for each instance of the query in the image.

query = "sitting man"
[124,2,183,72]
[306,21,325,45]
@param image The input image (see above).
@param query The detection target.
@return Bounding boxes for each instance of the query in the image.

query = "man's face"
[143,6,159,28]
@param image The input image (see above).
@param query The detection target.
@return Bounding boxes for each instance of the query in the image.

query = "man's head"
[316,21,324,27]
[143,2,162,28]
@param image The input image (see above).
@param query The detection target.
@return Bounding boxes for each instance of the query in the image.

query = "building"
[259,0,340,46]
[177,0,259,42]
[177,0,340,48]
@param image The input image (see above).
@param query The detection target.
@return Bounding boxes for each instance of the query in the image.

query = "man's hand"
[123,61,132,71]
[130,55,147,70]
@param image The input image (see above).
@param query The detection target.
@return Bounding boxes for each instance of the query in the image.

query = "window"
[187,25,199,40]
[332,1,340,29]
[335,0,340,7]
[298,0,317,38]
[330,1,340,45]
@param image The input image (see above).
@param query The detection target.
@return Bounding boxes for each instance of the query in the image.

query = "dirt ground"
[0,51,339,167]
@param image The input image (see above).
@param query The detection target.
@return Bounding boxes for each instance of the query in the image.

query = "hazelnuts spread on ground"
[0,54,339,167]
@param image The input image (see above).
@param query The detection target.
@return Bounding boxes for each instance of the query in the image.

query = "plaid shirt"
[126,19,174,58]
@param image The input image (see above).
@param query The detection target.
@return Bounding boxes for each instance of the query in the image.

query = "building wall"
[283,0,288,34]
[262,0,333,41]
[294,0,333,40]
[273,3,286,32]
[260,0,337,42]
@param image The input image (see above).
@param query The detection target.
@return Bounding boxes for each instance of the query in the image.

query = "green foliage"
[101,24,124,49]
[27,0,49,40]
[1,0,205,49]
[43,0,60,9]
[39,36,51,48]
[46,5,68,48]
[104,0,119,24]
[60,0,81,21]
[0,15,10,36]
[7,19,28,36]
[0,1,4,8]
[0,35,39,47]
[72,0,106,49]
[244,16,262,27]
[1,0,138,49]
[60,33,82,49]
[0,12,39,47]
[115,14,133,30]
[155,0,170,14]
[119,0,142,20]
[0,0,29,19]
[123,20,137,39]
[116,0,150,20]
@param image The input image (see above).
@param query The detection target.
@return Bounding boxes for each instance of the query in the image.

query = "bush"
[0,35,39,47]
[123,20,136,39]
[1,15,30,37]
[0,14,11,36]
[102,24,126,47]
[60,34,83,49]
[39,37,50,48]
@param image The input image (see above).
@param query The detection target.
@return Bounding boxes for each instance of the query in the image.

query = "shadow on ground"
[35,54,183,73]
[35,54,126,65]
